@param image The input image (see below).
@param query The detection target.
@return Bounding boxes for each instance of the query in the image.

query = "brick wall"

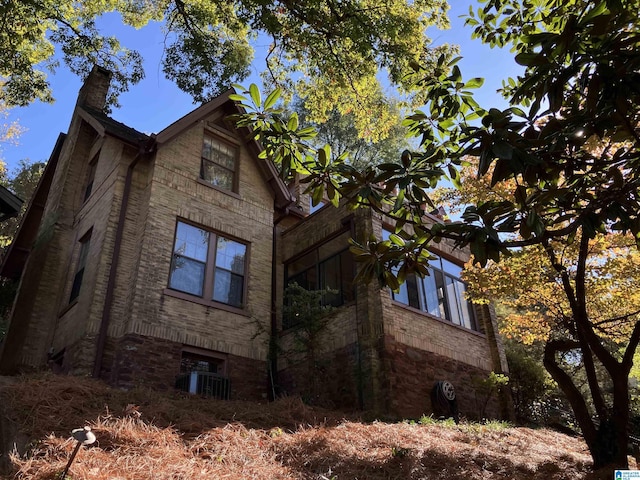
[111,113,275,374]
[1,114,126,370]
[103,333,267,400]
[277,341,360,409]
[382,334,503,420]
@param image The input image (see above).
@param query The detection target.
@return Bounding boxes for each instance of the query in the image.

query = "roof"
[79,91,293,209]
[1,134,66,279]
[155,90,294,210]
[78,106,150,146]
[0,185,22,221]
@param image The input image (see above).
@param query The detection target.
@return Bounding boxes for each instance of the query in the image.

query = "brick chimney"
[76,65,112,111]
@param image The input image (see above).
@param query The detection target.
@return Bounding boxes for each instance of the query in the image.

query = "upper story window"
[69,230,92,303]
[83,154,98,202]
[201,133,238,191]
[383,230,477,331]
[168,220,247,308]
[284,229,355,328]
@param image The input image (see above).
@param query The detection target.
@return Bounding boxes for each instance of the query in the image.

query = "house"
[0,67,512,419]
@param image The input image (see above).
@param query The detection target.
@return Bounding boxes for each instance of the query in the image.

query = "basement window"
[175,351,230,399]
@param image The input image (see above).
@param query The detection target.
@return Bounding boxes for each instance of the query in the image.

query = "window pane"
[288,251,316,278]
[216,237,246,273]
[288,268,317,291]
[393,273,420,309]
[203,136,236,170]
[213,269,244,307]
[433,270,448,319]
[175,222,208,261]
[455,280,476,330]
[70,234,91,303]
[320,254,343,306]
[169,255,205,296]
[201,160,234,190]
[421,268,441,317]
[181,353,223,373]
[445,276,462,325]
[441,258,463,277]
[69,269,85,303]
[340,249,355,302]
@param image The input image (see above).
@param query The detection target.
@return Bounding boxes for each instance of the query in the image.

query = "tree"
[232,0,640,471]
[293,99,412,170]
[0,160,45,248]
[0,0,454,136]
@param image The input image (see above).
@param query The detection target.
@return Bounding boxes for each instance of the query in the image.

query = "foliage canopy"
[0,0,453,135]
[232,0,640,470]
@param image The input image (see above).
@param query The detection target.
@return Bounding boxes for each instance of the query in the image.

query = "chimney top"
[76,66,112,111]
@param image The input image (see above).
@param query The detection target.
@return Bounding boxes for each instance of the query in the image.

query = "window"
[83,154,98,202]
[284,230,355,328]
[69,231,92,303]
[175,351,230,399]
[383,230,477,330]
[168,221,247,308]
[201,133,238,191]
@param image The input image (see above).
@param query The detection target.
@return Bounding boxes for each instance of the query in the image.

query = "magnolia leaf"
[249,84,261,107]
[263,88,281,109]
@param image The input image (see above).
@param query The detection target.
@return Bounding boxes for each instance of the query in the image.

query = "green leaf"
[228,93,248,102]
[514,52,548,67]
[464,77,485,88]
[312,186,324,206]
[249,84,261,107]
[287,112,299,131]
[448,164,462,189]
[389,234,405,246]
[263,88,281,109]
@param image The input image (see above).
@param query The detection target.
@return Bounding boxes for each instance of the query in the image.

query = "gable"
[155,91,292,210]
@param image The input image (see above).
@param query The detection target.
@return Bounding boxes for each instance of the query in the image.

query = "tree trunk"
[544,340,630,471]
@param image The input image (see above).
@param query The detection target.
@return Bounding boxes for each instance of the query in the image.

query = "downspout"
[92,136,156,379]
[269,208,289,400]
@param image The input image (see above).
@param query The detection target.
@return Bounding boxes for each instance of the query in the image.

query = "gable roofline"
[155,89,294,210]
[0,185,23,221]
[1,133,66,279]
[77,106,150,146]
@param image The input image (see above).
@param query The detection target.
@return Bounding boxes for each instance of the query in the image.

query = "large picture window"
[169,221,247,308]
[383,231,477,331]
[284,230,355,328]
[201,134,238,191]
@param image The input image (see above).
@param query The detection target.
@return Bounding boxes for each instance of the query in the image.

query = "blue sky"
[3,1,523,173]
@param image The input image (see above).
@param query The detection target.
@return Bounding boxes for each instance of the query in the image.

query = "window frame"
[383,230,478,331]
[283,228,355,329]
[166,220,249,312]
[200,131,240,193]
[176,348,230,399]
[69,229,92,304]
[83,153,99,202]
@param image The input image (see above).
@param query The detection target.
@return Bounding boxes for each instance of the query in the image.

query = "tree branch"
[544,339,598,450]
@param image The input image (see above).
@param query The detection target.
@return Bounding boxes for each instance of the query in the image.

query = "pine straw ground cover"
[0,374,598,479]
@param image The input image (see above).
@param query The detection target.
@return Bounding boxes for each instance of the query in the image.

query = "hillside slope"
[0,375,594,479]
